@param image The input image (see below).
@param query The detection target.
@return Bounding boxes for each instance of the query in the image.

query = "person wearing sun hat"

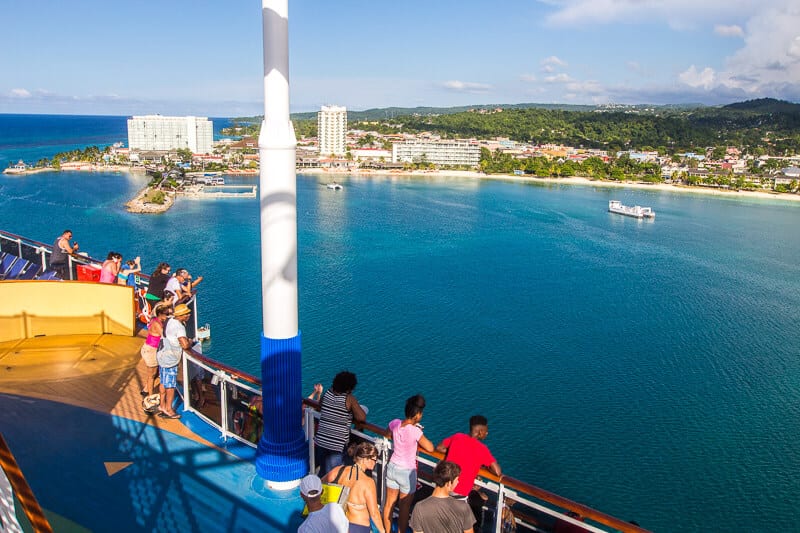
[298,474,348,533]
[156,303,201,419]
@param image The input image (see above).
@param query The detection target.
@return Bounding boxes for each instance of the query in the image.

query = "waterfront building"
[317,105,347,156]
[127,115,213,154]
[392,139,481,167]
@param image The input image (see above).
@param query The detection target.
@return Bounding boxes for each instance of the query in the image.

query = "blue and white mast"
[255,0,307,486]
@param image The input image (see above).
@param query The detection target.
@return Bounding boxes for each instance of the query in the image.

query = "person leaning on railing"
[50,229,78,279]
[314,371,367,477]
[382,394,435,533]
[436,415,502,532]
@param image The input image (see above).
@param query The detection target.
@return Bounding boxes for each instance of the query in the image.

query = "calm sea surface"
[2,115,800,532]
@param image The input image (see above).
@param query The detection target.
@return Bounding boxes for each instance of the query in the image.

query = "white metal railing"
[177,361,647,533]
[0,229,112,281]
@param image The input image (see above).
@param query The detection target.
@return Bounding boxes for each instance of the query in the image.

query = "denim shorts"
[160,365,178,389]
[385,461,417,494]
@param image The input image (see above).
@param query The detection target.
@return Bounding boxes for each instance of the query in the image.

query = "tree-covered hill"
[227,99,800,155]
[384,99,800,155]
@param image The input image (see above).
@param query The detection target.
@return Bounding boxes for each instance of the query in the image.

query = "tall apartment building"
[127,115,213,154]
[392,139,481,167]
[317,105,347,156]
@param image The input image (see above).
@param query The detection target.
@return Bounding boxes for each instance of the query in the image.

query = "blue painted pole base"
[255,332,308,483]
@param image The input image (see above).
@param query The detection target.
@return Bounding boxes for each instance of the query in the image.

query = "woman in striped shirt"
[314,371,367,477]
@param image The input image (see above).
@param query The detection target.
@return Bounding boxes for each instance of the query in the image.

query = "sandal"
[158,411,181,419]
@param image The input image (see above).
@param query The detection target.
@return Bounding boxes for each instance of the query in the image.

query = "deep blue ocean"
[2,114,800,532]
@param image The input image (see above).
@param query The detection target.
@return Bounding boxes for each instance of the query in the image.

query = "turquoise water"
[2,116,800,531]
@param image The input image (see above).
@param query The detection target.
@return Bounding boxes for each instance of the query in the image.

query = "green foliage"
[176,148,193,163]
[386,101,800,156]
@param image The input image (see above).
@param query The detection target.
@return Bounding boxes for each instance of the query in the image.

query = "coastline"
[3,163,133,175]
[301,168,800,203]
[125,186,174,213]
[6,164,799,206]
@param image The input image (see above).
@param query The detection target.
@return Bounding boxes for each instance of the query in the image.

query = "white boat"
[197,323,211,341]
[608,200,655,219]
[326,182,342,190]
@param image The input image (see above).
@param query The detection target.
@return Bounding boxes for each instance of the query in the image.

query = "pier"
[183,184,257,198]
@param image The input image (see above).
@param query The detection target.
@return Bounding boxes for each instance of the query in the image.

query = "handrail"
[299,400,648,532]
[190,352,260,385]
[0,433,54,533]
[182,386,649,532]
[0,229,152,282]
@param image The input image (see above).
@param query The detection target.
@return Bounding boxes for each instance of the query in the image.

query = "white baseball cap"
[300,474,322,497]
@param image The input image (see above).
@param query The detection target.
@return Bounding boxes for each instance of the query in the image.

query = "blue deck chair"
[0,253,17,277]
[4,259,30,280]
[37,270,61,280]
[18,264,42,280]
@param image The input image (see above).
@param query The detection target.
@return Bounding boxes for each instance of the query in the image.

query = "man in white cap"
[157,303,202,419]
[298,473,348,533]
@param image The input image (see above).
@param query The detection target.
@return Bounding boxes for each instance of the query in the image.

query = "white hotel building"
[127,115,213,154]
[317,105,347,156]
[392,139,481,167]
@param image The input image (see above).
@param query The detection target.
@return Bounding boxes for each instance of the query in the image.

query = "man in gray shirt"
[410,461,475,533]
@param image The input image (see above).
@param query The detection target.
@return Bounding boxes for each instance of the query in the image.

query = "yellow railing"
[0,281,135,342]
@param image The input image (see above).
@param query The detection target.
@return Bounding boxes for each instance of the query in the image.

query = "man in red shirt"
[436,415,502,531]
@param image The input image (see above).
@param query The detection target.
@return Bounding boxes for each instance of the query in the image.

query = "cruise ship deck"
[0,333,305,531]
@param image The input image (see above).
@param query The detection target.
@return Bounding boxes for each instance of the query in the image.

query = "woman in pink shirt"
[382,394,434,533]
[99,252,121,283]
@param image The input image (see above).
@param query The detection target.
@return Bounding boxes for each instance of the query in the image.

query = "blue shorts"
[160,365,178,389]
[385,461,417,494]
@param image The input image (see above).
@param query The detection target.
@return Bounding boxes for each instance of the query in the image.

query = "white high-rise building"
[392,139,481,167]
[127,115,213,154]
[317,105,347,156]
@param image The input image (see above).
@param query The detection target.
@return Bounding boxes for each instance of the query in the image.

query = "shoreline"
[301,168,800,203]
[125,186,174,213]
[6,164,798,206]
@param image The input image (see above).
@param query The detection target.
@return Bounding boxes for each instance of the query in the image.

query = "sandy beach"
[303,168,800,203]
[125,186,174,213]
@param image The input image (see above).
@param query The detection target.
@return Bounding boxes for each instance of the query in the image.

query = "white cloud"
[440,80,491,93]
[789,36,800,58]
[566,80,604,95]
[714,24,744,37]
[540,0,800,102]
[544,73,573,83]
[542,0,759,29]
[9,88,31,98]
[520,74,538,82]
[541,56,568,69]
[679,65,716,89]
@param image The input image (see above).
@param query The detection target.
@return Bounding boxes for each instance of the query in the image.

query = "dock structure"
[186,185,257,198]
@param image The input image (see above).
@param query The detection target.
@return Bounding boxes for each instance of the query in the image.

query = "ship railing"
[0,433,54,533]
[0,229,149,287]
[176,350,648,532]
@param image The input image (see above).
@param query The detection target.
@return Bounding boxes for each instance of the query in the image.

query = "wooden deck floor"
[0,333,216,446]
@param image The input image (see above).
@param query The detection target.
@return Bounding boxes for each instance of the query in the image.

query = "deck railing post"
[305,408,315,472]
[494,483,506,533]
[181,353,191,415]
[220,378,229,442]
[38,247,47,270]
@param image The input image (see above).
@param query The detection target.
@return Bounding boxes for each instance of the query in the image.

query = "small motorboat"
[197,323,211,341]
[326,182,343,190]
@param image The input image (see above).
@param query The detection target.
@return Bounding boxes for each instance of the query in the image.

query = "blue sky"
[1,0,799,117]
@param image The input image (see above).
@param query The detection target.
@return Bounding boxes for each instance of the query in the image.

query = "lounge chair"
[37,270,62,281]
